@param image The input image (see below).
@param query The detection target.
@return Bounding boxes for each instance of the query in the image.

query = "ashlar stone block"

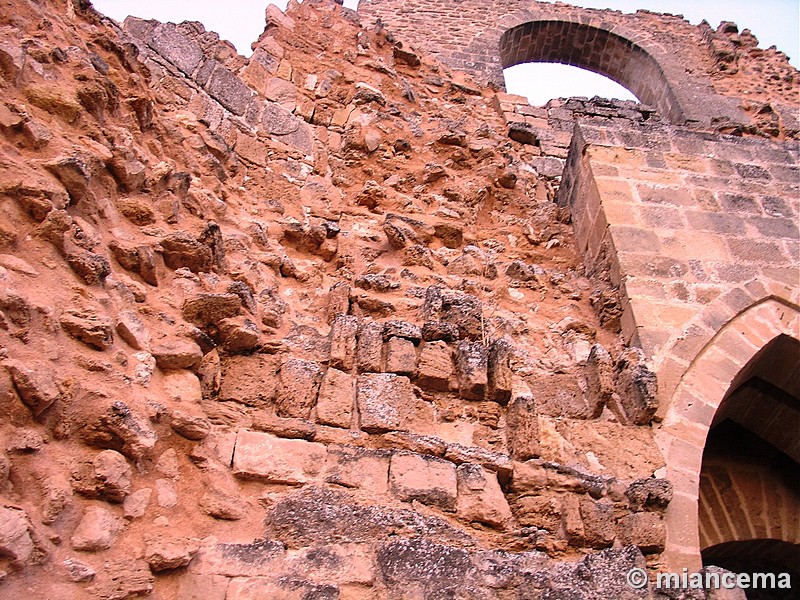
[384,336,417,376]
[316,368,355,428]
[456,463,512,528]
[328,314,359,371]
[356,373,433,433]
[416,341,453,391]
[454,341,488,400]
[389,452,457,510]
[275,357,323,419]
[232,430,326,485]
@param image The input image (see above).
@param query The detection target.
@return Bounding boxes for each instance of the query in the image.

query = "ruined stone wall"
[557,122,799,365]
[0,0,688,597]
[358,0,799,136]
[0,0,796,597]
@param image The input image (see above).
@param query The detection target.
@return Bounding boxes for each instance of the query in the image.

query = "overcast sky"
[93,0,799,105]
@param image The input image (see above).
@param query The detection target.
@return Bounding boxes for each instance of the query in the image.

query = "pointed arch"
[656,298,800,570]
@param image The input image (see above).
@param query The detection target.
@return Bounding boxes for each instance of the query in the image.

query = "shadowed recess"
[499,20,684,121]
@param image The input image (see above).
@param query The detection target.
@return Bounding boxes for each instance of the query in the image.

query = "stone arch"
[358,0,751,129]
[498,19,684,121]
[699,460,799,551]
[655,297,800,570]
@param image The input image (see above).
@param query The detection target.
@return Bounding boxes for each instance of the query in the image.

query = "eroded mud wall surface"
[0,0,797,598]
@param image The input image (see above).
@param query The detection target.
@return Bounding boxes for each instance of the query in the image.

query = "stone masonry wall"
[0,0,796,596]
[557,121,799,376]
[358,0,799,136]
[0,0,694,597]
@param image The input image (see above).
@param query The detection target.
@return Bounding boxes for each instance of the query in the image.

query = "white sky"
[93,0,799,105]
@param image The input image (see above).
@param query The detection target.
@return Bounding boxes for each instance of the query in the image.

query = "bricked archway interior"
[703,540,800,600]
[698,334,800,593]
[498,20,684,121]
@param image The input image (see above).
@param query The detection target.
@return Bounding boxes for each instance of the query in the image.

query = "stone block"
[626,478,673,511]
[389,452,457,510]
[219,354,280,407]
[275,357,323,419]
[440,290,482,340]
[416,341,453,391]
[73,449,132,503]
[561,493,583,542]
[265,77,297,110]
[585,344,614,418]
[579,498,616,549]
[3,360,61,416]
[324,446,390,493]
[227,578,337,600]
[382,320,422,342]
[0,506,34,564]
[328,314,359,370]
[232,430,326,484]
[234,131,267,166]
[488,339,513,404]
[378,432,447,457]
[59,308,114,351]
[190,538,285,577]
[512,495,560,531]
[456,463,512,528]
[537,372,596,419]
[206,66,253,116]
[384,336,417,375]
[618,511,666,553]
[454,341,488,400]
[506,379,540,461]
[356,321,383,372]
[145,535,200,571]
[251,414,314,440]
[80,400,157,461]
[288,543,375,586]
[70,505,122,551]
[614,348,658,425]
[182,293,242,327]
[421,318,458,341]
[316,367,355,428]
[327,282,351,323]
[356,373,432,433]
[115,310,150,351]
[147,23,203,76]
[176,575,229,600]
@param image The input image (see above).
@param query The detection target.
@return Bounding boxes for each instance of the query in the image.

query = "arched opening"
[657,298,800,571]
[698,334,800,597]
[703,540,800,599]
[498,20,684,121]
[503,63,637,106]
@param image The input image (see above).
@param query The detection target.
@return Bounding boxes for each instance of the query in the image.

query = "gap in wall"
[504,62,639,106]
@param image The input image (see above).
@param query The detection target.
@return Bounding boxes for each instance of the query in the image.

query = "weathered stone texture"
[356,373,433,433]
[0,0,795,595]
[275,357,323,419]
[389,452,458,510]
[316,367,355,428]
[232,430,326,484]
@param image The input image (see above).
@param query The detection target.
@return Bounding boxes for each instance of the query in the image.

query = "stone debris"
[0,507,34,565]
[72,449,132,502]
[70,505,123,551]
[3,360,61,416]
[145,535,201,571]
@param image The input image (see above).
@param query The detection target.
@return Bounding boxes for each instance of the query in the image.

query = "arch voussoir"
[657,298,800,571]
